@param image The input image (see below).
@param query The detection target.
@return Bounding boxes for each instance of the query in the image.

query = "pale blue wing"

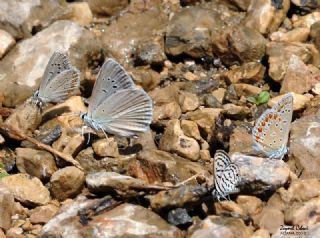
[39,68,80,103]
[252,93,293,159]
[88,58,135,116]
[91,88,153,137]
[39,51,72,94]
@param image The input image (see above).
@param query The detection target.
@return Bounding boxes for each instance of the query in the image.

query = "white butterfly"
[252,93,293,159]
[33,51,80,108]
[212,150,240,201]
[80,58,153,138]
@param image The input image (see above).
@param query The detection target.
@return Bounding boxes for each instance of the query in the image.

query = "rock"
[245,0,290,34]
[199,149,211,161]
[0,30,15,59]
[134,37,166,66]
[86,171,158,197]
[1,173,50,206]
[184,71,199,81]
[222,62,265,85]
[280,55,320,94]
[212,88,226,104]
[268,93,310,111]
[52,131,85,157]
[188,216,253,238]
[40,200,184,238]
[311,21,320,50]
[167,208,193,226]
[102,1,167,62]
[130,149,211,185]
[230,153,294,194]
[214,201,245,216]
[250,229,270,238]
[87,0,129,16]
[186,108,222,140]
[0,135,4,145]
[165,6,223,58]
[153,102,182,123]
[289,114,320,178]
[254,206,284,234]
[3,98,42,139]
[67,2,93,26]
[281,179,320,202]
[0,20,101,107]
[181,120,201,140]
[0,229,5,238]
[42,96,86,131]
[236,195,263,217]
[50,166,85,201]
[212,25,267,66]
[76,147,130,174]
[29,203,59,224]
[0,184,15,229]
[270,27,310,42]
[159,119,200,161]
[234,84,262,98]
[178,91,199,113]
[147,185,208,211]
[266,42,314,82]
[0,0,70,39]
[92,138,119,158]
[130,66,162,90]
[6,227,23,237]
[312,83,320,95]
[292,0,320,8]
[285,197,320,226]
[201,94,222,108]
[223,104,251,120]
[226,25,267,63]
[15,148,57,182]
[293,12,320,28]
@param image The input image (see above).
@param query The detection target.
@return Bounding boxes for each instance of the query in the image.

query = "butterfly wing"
[38,51,72,96]
[88,58,135,116]
[252,93,293,159]
[213,150,240,200]
[39,68,80,103]
[91,88,153,137]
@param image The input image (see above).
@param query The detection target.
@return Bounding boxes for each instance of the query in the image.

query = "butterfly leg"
[98,125,108,139]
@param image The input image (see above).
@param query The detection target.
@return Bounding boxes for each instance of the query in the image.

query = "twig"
[0,123,83,170]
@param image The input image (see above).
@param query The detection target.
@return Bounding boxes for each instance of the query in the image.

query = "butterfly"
[212,150,240,201]
[32,51,80,108]
[252,93,293,159]
[79,58,153,138]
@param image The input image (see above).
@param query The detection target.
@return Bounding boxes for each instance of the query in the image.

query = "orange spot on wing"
[255,136,260,141]
[258,128,263,133]
[261,122,266,126]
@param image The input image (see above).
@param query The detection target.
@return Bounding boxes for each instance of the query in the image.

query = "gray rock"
[159,119,200,161]
[289,114,320,178]
[0,29,15,59]
[0,0,70,39]
[188,216,253,238]
[40,199,184,238]
[86,171,159,197]
[87,0,129,16]
[0,20,101,107]
[16,148,57,182]
[0,184,15,229]
[231,153,295,194]
[50,166,85,201]
[1,173,50,206]
[165,6,223,58]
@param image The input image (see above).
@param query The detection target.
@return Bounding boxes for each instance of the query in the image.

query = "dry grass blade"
[0,123,83,171]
